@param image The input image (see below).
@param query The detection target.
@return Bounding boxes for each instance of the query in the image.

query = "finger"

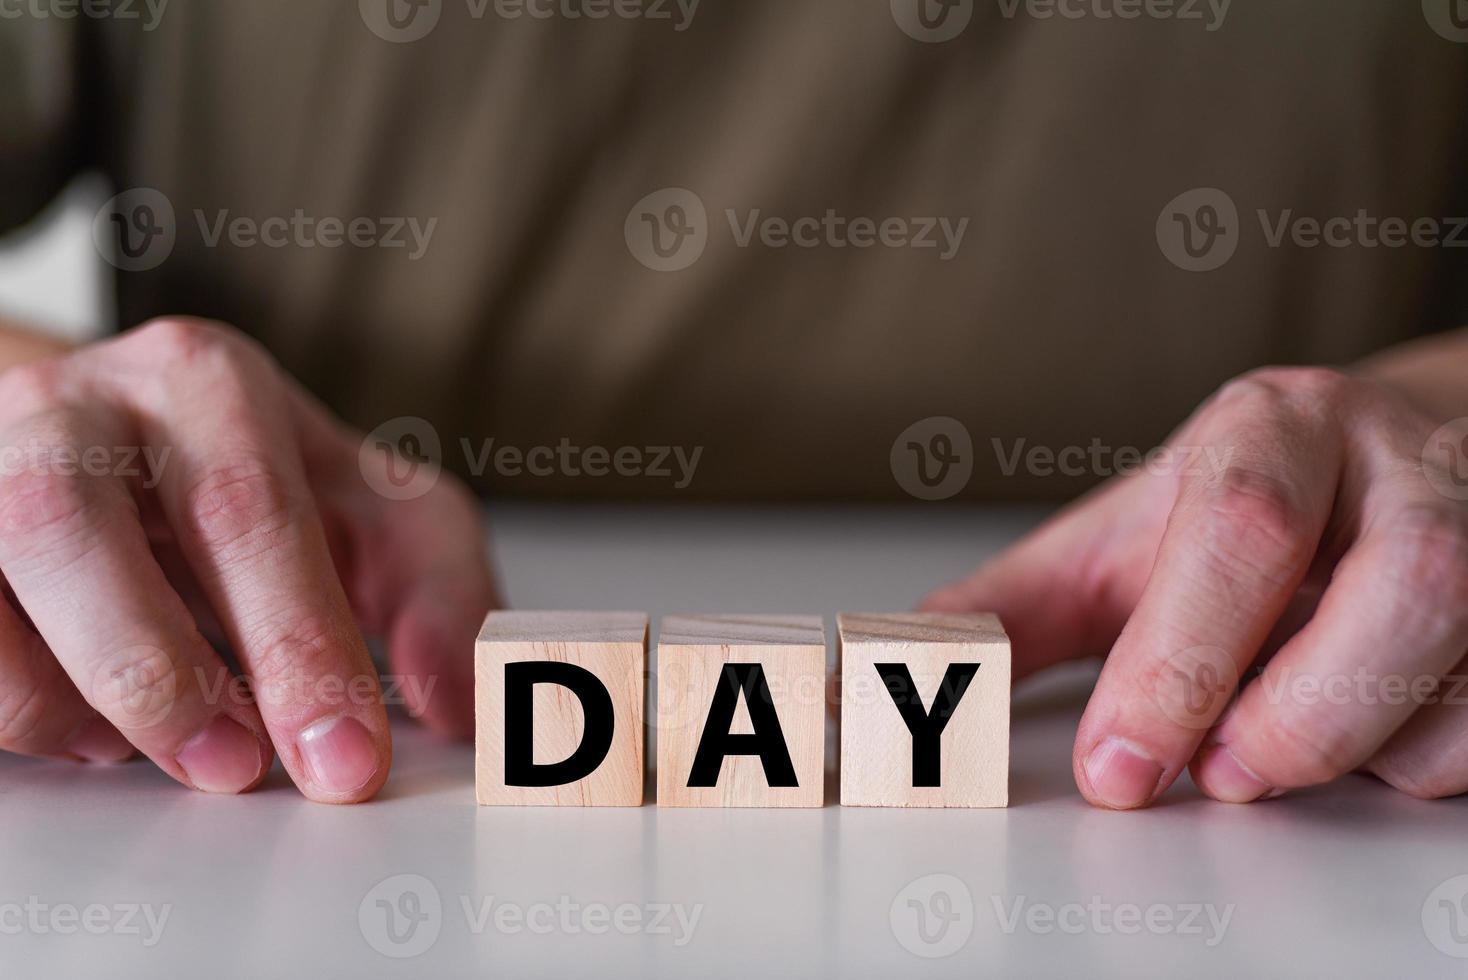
[0,589,134,763]
[1074,374,1342,809]
[102,320,391,803]
[294,393,498,739]
[919,474,1164,679]
[1366,653,1468,800]
[137,493,229,646]
[359,493,496,740]
[1195,499,1468,801]
[0,389,272,792]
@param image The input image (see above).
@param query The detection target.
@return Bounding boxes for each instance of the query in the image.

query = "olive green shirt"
[3,0,1466,499]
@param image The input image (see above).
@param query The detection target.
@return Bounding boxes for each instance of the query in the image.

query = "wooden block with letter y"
[475,610,648,806]
[656,615,826,807]
[839,612,1010,808]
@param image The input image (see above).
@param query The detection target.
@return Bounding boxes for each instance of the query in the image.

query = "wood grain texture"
[839,612,1010,808]
[656,615,826,807]
[476,611,648,807]
[478,610,649,644]
[838,612,1007,646]
[658,614,825,647]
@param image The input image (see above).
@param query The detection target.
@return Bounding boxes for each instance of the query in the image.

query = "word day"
[474,611,1010,808]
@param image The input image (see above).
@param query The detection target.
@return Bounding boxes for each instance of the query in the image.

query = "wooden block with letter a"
[656,615,826,808]
[475,610,648,806]
[838,612,1010,808]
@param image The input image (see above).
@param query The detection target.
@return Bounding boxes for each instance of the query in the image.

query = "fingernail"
[1084,737,1165,809]
[176,716,267,794]
[65,715,136,764]
[1197,743,1272,803]
[296,716,381,797]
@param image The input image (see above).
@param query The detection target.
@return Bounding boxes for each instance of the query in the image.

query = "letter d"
[504,662,616,786]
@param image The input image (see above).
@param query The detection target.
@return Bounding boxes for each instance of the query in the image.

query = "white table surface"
[3,502,1467,978]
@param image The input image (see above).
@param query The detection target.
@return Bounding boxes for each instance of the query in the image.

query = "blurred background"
[3,1,1467,501]
[0,177,108,342]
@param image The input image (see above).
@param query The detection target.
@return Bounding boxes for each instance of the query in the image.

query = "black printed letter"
[876,663,980,786]
[688,663,798,787]
[504,662,615,786]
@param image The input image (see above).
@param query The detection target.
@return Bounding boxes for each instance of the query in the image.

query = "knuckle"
[0,463,101,545]
[130,320,277,409]
[0,421,132,570]
[182,460,301,554]
[133,317,230,362]
[1232,366,1348,402]
[1209,367,1350,422]
[1131,646,1237,729]
[1206,468,1303,541]
[1379,504,1468,634]
[244,615,361,711]
[1254,365,1349,396]
[1208,375,1273,416]
[1192,467,1313,584]
[132,318,269,381]
[89,644,184,727]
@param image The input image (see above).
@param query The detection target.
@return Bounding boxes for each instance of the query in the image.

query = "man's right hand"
[0,318,499,803]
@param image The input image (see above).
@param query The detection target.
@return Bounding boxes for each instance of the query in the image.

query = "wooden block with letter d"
[656,615,826,807]
[838,612,1010,808]
[475,611,648,806]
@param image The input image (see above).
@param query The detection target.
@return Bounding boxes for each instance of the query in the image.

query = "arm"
[0,320,73,372]
[1358,325,1468,422]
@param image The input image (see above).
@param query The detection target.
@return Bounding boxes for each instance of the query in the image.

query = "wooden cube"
[475,611,648,806]
[838,612,1010,808]
[656,615,826,807]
